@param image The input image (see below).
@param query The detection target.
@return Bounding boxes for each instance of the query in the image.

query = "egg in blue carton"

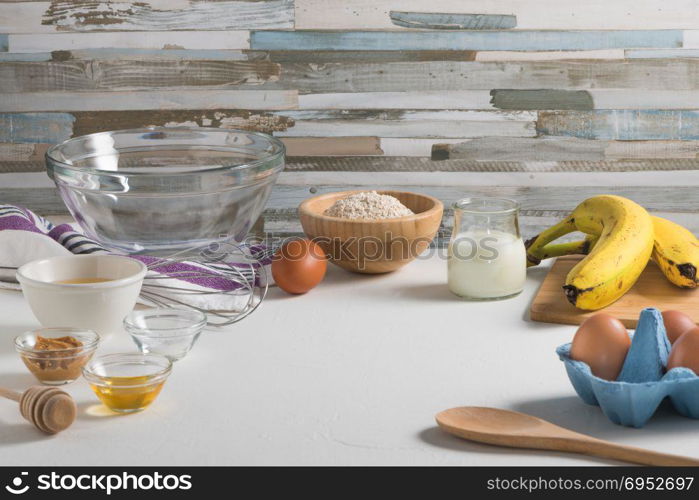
[557,308,699,428]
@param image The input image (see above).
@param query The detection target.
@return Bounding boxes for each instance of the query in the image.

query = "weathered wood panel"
[289,171,699,189]
[0,48,259,62]
[0,60,281,92]
[298,92,492,110]
[0,48,271,63]
[268,185,699,214]
[0,110,537,142]
[0,188,65,213]
[251,30,683,51]
[261,209,699,245]
[0,143,49,165]
[475,49,625,61]
[3,0,699,244]
[69,110,295,137]
[295,0,699,30]
[435,137,604,161]
[10,154,699,174]
[491,90,593,110]
[1,0,293,33]
[432,137,699,161]
[683,30,699,48]
[626,49,699,58]
[5,184,697,218]
[388,11,517,30]
[280,157,699,175]
[0,139,384,166]
[589,90,699,110]
[605,141,699,160]
[379,138,470,157]
[492,89,699,110]
[15,59,699,99]
[264,50,477,63]
[0,172,53,189]
[281,137,382,156]
[0,113,73,143]
[537,110,699,140]
[10,168,699,189]
[269,60,699,92]
[1,90,298,111]
[272,110,536,139]
[8,31,250,52]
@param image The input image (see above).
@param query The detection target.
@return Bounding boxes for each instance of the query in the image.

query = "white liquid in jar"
[448,230,526,299]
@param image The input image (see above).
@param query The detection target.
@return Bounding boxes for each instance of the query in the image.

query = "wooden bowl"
[299,190,444,274]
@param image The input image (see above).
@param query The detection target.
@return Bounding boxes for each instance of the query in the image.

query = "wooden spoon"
[0,386,76,434]
[436,406,699,466]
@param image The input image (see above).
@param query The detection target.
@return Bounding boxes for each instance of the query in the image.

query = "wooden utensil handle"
[0,387,21,402]
[569,438,699,466]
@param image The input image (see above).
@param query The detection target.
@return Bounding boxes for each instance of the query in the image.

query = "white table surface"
[1,253,698,466]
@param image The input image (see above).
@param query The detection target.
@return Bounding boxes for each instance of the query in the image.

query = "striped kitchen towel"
[0,205,274,311]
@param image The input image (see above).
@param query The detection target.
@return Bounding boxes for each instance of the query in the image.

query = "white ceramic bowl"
[17,255,146,336]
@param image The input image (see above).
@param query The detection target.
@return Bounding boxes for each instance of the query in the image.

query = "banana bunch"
[527,196,699,310]
[526,195,656,310]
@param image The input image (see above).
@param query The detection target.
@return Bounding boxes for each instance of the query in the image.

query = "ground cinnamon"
[21,335,88,383]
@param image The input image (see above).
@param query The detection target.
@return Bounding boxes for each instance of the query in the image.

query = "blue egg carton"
[557,308,699,428]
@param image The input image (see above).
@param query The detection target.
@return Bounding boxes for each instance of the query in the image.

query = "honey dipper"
[0,385,76,434]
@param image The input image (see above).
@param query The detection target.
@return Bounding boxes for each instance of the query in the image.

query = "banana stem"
[525,216,577,266]
[526,235,599,268]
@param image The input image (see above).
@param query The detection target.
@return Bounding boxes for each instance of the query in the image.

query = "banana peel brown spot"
[581,239,591,255]
[677,263,697,281]
[562,284,595,306]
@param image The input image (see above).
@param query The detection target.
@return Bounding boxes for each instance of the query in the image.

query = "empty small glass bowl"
[83,353,172,413]
[124,308,207,361]
[15,327,100,385]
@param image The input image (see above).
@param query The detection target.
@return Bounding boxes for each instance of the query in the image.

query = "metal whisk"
[137,241,269,327]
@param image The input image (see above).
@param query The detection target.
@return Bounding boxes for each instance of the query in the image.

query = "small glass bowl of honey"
[83,353,172,413]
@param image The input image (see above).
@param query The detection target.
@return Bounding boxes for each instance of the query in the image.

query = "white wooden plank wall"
[1,0,699,242]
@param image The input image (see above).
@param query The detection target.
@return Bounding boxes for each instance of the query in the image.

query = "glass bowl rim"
[82,352,172,387]
[45,126,286,178]
[452,197,520,215]
[123,307,207,337]
[15,327,100,355]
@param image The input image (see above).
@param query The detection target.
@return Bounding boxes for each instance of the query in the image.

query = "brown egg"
[272,239,327,294]
[570,313,631,381]
[667,327,699,375]
[662,310,697,344]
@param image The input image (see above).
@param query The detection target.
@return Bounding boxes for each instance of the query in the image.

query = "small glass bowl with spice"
[15,327,100,385]
[124,308,206,362]
[83,353,172,413]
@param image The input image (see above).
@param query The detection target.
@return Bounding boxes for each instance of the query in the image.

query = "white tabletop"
[1,254,698,466]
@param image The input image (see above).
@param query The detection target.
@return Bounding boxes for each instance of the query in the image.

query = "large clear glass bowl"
[46,128,285,254]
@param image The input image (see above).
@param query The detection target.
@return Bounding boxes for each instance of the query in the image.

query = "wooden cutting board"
[530,256,699,328]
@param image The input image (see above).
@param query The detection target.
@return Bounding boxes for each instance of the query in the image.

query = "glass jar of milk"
[448,198,526,300]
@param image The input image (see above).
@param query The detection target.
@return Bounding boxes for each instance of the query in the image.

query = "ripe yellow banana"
[651,216,699,288]
[528,215,699,290]
[526,195,654,310]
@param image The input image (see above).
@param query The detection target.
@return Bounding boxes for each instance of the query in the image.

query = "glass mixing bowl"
[46,128,285,254]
